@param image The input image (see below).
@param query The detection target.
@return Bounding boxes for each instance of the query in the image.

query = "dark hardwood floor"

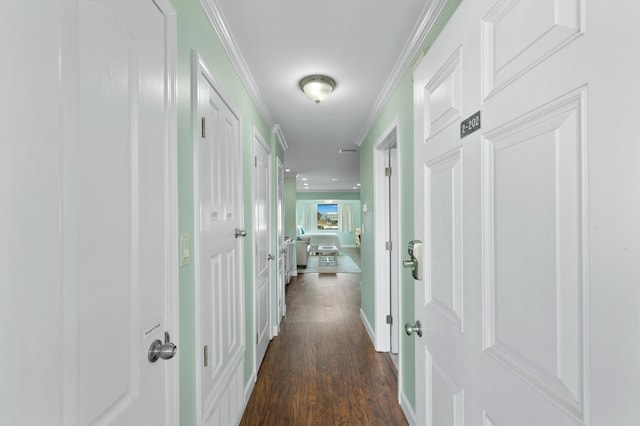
[239,271,408,426]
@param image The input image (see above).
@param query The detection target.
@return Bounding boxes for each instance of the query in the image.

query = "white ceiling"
[206,0,449,192]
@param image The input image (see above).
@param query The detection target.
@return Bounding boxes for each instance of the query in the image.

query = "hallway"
[239,271,407,425]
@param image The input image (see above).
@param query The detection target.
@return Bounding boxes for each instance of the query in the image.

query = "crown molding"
[199,0,275,128]
[272,125,288,151]
[355,0,449,147]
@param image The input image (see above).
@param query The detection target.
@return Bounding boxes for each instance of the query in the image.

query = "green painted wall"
[357,0,462,409]
[172,0,273,424]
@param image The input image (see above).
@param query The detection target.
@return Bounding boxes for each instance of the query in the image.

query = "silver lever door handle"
[235,228,247,238]
[405,321,422,337]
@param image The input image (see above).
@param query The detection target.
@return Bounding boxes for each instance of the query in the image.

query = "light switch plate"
[179,233,190,266]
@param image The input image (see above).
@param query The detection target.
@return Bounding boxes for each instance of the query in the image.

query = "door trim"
[161,2,179,423]
[252,125,272,379]
[373,117,402,358]
[276,157,286,333]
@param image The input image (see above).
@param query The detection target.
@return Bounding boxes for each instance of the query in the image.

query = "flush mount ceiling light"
[299,75,336,104]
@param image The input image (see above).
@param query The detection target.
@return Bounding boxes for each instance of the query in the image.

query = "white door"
[413,1,640,425]
[194,55,245,425]
[276,158,286,325]
[253,129,272,373]
[2,0,178,424]
[75,2,179,423]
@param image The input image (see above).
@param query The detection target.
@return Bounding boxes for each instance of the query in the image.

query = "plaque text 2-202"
[460,111,481,138]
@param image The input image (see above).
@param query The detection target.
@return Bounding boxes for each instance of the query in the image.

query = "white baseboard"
[242,373,256,414]
[400,391,416,426]
[360,308,375,346]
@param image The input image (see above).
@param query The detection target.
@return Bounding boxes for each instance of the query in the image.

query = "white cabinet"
[283,238,295,283]
[296,240,309,266]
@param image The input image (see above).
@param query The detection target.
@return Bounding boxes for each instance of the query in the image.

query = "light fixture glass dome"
[299,75,336,104]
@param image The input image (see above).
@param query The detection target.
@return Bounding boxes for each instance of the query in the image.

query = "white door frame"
[161,3,180,422]
[276,157,286,331]
[252,126,272,377]
[373,117,402,355]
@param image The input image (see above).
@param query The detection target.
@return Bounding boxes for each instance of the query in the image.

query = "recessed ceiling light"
[285,169,291,172]
[356,183,361,186]
[301,177,308,181]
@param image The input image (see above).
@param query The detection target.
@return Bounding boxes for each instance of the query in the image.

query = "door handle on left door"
[267,254,275,260]
[148,331,177,363]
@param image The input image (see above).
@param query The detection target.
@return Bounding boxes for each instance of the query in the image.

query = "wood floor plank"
[239,272,408,426]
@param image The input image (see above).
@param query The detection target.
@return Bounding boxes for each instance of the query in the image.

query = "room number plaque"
[460,111,481,138]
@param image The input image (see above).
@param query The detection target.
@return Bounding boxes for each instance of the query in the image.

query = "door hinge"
[385,241,392,251]
[201,117,206,138]
[386,315,393,325]
[385,167,392,177]
[203,345,208,367]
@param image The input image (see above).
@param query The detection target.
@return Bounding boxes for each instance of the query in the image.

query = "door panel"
[482,91,585,414]
[426,150,463,330]
[482,0,584,98]
[195,56,245,425]
[430,359,464,426]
